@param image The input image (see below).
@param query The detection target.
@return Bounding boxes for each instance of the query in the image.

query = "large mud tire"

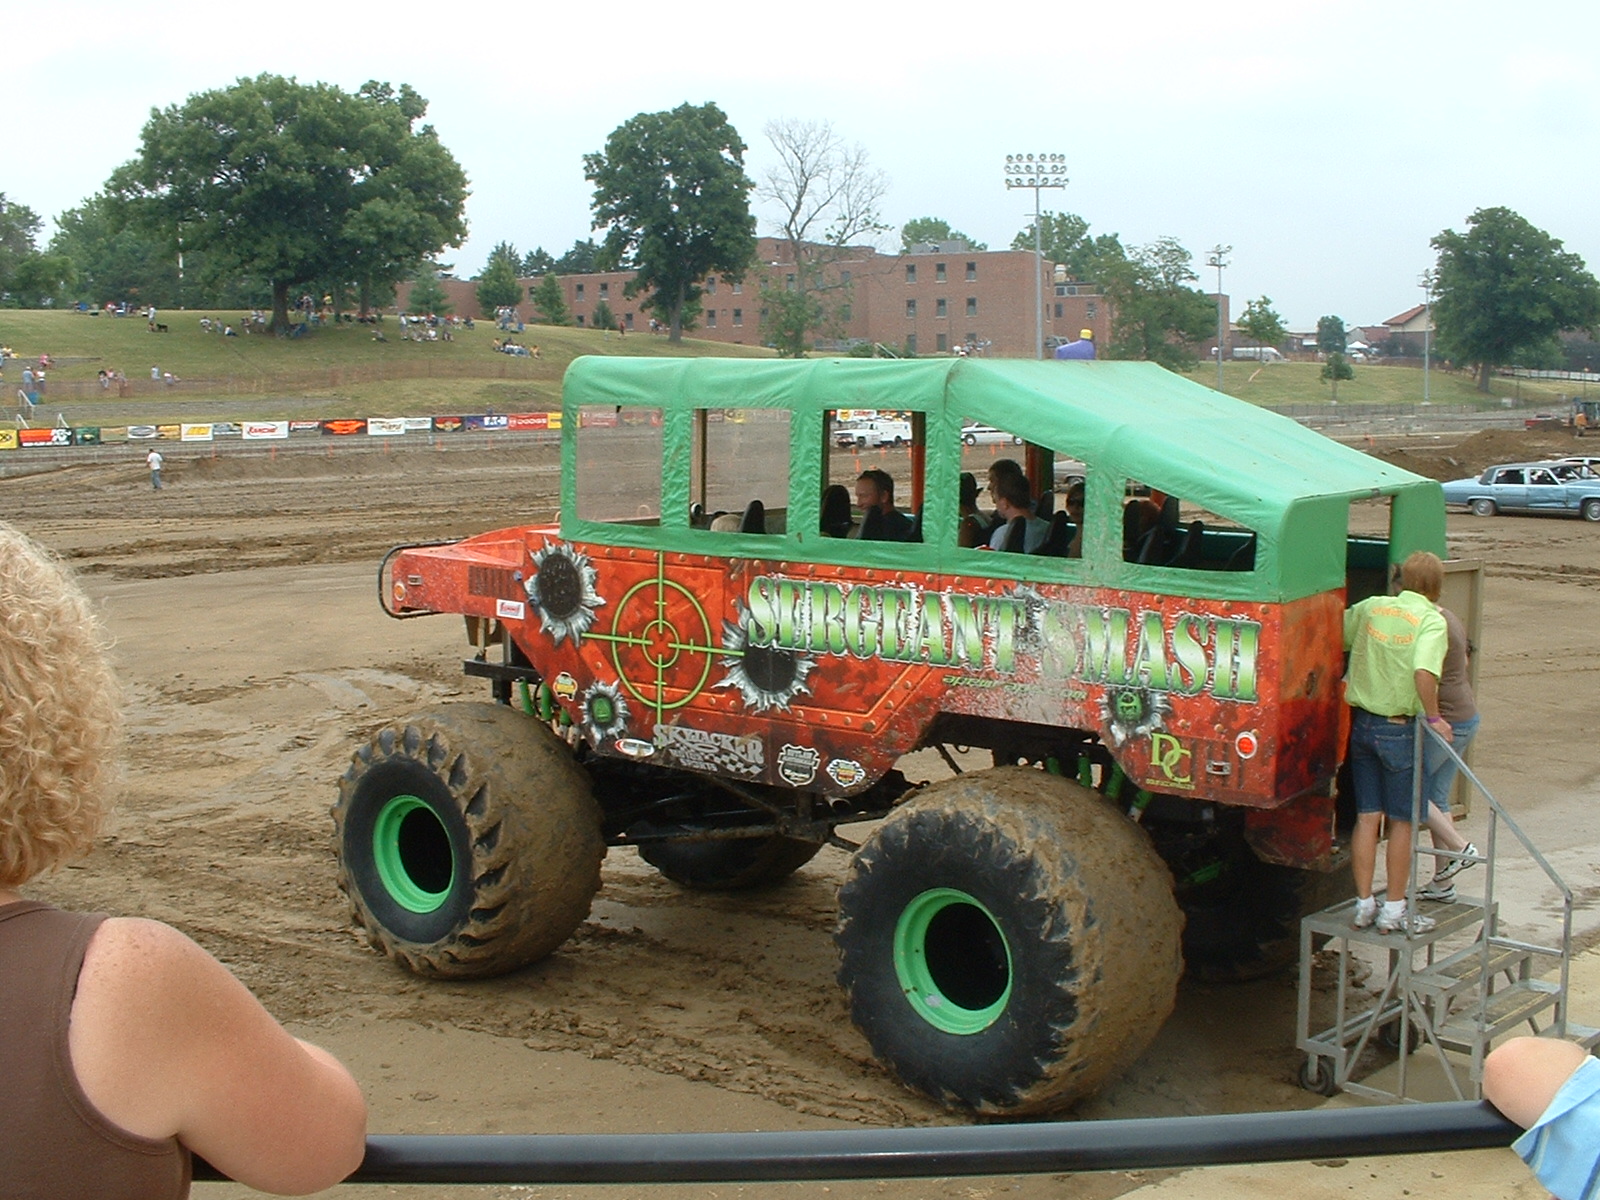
[640,835,822,891]
[835,768,1182,1115]
[334,703,604,979]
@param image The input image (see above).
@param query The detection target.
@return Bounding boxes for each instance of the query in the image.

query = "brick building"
[409,236,1114,358]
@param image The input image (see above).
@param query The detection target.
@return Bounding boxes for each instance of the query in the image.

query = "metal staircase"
[1296,723,1599,1101]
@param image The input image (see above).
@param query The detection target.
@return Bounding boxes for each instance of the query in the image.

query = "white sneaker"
[1377,906,1437,935]
[1352,897,1378,929]
[1433,843,1479,885]
[1417,878,1457,903]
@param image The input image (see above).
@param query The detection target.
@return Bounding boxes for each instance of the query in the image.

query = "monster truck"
[335,356,1448,1116]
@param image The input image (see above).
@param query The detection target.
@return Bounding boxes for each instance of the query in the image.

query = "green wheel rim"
[372,794,454,914]
[892,887,1012,1035]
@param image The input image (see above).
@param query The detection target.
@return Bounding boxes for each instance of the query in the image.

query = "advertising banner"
[288,420,322,435]
[242,421,289,440]
[213,422,242,438]
[366,417,407,436]
[0,429,18,450]
[402,416,434,432]
[99,427,129,444]
[126,425,159,439]
[432,415,465,433]
[181,424,215,442]
[157,425,182,441]
[320,419,368,436]
[463,414,509,432]
[73,427,101,446]
[20,428,73,447]
[507,412,550,431]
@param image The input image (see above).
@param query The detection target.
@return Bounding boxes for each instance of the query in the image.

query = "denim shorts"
[1349,708,1420,822]
[1513,1055,1600,1200]
[1422,713,1480,814]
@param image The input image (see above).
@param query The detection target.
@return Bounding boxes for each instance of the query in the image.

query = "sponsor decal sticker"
[826,758,866,788]
[1149,732,1194,788]
[777,743,821,787]
[242,421,289,440]
[551,672,578,701]
[653,724,764,778]
[495,598,526,620]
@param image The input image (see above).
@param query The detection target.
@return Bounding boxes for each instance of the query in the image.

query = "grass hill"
[0,308,1580,423]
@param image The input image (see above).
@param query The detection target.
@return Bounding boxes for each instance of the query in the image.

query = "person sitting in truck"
[987,469,1049,552]
[854,469,914,541]
[1064,479,1086,558]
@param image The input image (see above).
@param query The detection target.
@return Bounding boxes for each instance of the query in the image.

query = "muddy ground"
[6,428,1598,1199]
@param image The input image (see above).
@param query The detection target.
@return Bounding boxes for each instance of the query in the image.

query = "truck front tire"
[835,769,1182,1116]
[334,703,604,978]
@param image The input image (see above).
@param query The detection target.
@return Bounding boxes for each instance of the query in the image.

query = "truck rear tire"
[835,769,1181,1116]
[334,703,604,979]
[640,834,822,891]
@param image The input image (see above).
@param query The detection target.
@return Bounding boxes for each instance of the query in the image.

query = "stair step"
[1538,1022,1600,1051]
[1304,896,1491,945]
[1437,980,1561,1049]
[1411,943,1535,1001]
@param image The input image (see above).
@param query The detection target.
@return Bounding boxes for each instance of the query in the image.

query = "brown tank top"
[0,901,191,1199]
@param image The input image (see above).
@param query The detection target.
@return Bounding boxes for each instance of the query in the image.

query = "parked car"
[960,422,1024,446]
[835,419,912,449]
[1441,461,1600,521]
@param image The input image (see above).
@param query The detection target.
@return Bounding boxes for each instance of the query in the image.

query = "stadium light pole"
[1004,154,1068,359]
[1207,245,1231,393]
[1419,269,1435,405]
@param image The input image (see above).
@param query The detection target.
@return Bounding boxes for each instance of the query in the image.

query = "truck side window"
[690,408,790,534]
[827,409,917,542]
[1121,482,1257,571]
[575,406,663,525]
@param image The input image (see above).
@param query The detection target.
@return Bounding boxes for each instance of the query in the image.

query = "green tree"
[406,269,451,315]
[1431,206,1600,391]
[585,103,756,342]
[1011,211,1125,284]
[528,273,570,325]
[110,74,467,334]
[555,238,600,274]
[8,253,76,307]
[757,117,887,356]
[0,195,43,302]
[1316,315,1347,356]
[522,246,557,275]
[901,216,984,252]
[591,299,617,331]
[1237,296,1287,354]
[1320,352,1354,399]
[51,192,182,306]
[1100,237,1215,370]
[476,241,524,311]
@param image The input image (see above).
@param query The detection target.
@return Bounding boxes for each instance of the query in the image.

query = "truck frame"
[335,357,1448,1115]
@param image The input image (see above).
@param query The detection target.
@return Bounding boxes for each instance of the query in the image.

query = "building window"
[599,281,609,297]
[966,297,978,317]
[576,283,586,299]
[840,302,852,321]
[936,298,947,318]
[841,270,851,284]
[733,308,743,326]
[906,264,917,283]
[785,274,796,292]
[625,312,634,328]
[936,262,947,282]
[732,281,742,294]
[965,262,977,281]
[760,308,769,321]
[1054,303,1063,318]
[1087,302,1097,318]
[576,314,585,326]
[906,299,917,318]
[907,334,918,355]
[707,276,717,294]
[706,309,717,328]
[936,333,948,352]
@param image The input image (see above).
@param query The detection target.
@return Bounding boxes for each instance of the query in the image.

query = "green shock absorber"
[518,679,535,717]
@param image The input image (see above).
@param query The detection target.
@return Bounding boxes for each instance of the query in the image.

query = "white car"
[961,423,1023,446]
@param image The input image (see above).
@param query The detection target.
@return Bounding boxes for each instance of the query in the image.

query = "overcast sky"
[12,0,1598,330]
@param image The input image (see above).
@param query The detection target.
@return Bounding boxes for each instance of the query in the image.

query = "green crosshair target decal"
[582,554,724,715]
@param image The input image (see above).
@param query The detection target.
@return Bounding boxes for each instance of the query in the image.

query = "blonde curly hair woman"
[0,523,366,1197]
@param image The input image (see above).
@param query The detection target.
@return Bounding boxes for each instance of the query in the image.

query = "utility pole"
[1003,154,1068,359]
[1207,245,1231,393]
[1419,269,1435,405]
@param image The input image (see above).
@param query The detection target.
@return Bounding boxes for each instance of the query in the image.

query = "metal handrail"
[192,1102,1519,1186]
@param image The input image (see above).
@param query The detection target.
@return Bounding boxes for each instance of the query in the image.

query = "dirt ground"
[6,428,1598,1200]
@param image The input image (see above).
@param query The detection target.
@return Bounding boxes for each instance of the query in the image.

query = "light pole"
[1419,269,1435,404]
[1206,245,1231,393]
[1003,154,1068,359]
